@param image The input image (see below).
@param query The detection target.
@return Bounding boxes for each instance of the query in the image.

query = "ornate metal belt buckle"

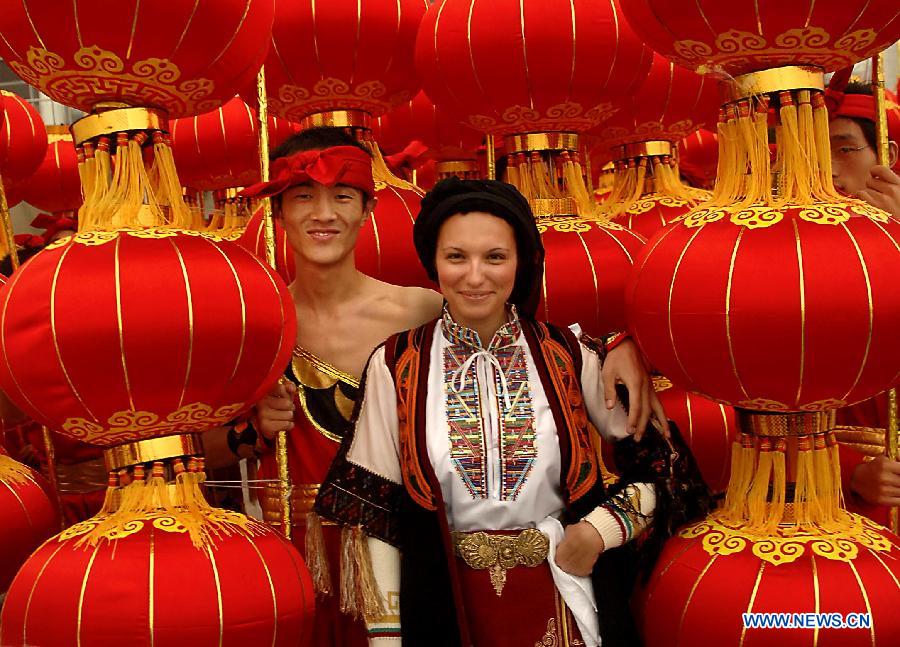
[453,528,550,596]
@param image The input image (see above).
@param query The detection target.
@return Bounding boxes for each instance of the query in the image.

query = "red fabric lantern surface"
[374,91,482,160]
[1,520,315,646]
[171,97,301,192]
[627,208,900,411]
[653,377,736,494]
[678,128,719,190]
[536,221,645,336]
[18,127,82,214]
[0,231,296,446]
[618,0,900,76]
[259,0,427,122]
[610,195,700,242]
[415,0,653,136]
[0,446,58,594]
[0,90,47,183]
[592,53,720,152]
[638,520,900,646]
[0,1,273,118]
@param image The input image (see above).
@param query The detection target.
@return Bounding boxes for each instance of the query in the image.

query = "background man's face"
[830,117,878,197]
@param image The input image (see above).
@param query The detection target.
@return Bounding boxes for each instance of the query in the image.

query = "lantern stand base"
[103,433,202,471]
[725,64,824,103]
[300,109,372,130]
[71,106,169,147]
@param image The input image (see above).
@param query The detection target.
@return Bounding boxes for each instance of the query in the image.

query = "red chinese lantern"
[0,1,274,118]
[639,515,900,646]
[18,127,83,215]
[0,442,58,594]
[416,0,652,136]
[171,97,301,192]
[261,0,426,123]
[0,90,48,183]
[0,232,294,446]
[653,377,736,495]
[618,0,900,77]
[678,128,719,190]
[415,0,652,335]
[621,3,900,645]
[2,512,314,645]
[593,52,719,240]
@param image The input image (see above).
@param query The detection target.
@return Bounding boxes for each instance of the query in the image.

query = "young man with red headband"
[226,127,665,646]
[827,80,900,526]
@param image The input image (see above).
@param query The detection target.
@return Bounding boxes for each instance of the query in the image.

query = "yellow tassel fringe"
[305,511,333,596]
[340,525,387,620]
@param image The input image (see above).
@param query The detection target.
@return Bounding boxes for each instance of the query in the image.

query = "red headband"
[238,146,375,199]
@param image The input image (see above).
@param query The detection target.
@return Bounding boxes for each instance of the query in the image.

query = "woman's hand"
[555,521,605,577]
[601,338,669,441]
[256,381,297,440]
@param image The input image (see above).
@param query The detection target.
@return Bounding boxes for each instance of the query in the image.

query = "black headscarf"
[413,177,545,317]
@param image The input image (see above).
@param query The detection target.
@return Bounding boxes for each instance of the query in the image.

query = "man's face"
[830,117,878,197]
[278,180,375,267]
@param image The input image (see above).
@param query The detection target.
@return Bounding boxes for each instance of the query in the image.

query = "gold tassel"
[339,525,387,620]
[793,435,820,528]
[0,453,35,485]
[747,437,774,530]
[812,92,842,201]
[305,511,333,595]
[765,439,787,533]
[150,133,193,229]
[776,91,812,206]
[721,433,757,523]
[366,141,422,194]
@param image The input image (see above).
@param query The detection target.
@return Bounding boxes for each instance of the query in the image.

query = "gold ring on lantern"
[46,124,73,144]
[300,110,372,130]
[504,132,580,153]
[614,140,674,160]
[103,433,203,471]
[531,197,578,217]
[71,106,170,145]
[735,410,835,437]
[435,160,479,174]
[724,65,825,103]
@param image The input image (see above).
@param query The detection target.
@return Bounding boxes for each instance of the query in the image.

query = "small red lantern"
[678,129,719,190]
[171,97,301,192]
[0,446,58,594]
[653,377,736,494]
[0,231,295,446]
[0,1,274,118]
[18,127,83,215]
[261,0,426,122]
[0,90,48,183]
[619,0,900,77]
[1,516,315,645]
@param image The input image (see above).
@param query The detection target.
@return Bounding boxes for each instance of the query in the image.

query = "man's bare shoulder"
[363,278,443,330]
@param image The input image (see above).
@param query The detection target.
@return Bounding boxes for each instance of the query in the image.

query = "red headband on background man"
[238,146,375,199]
[825,68,900,170]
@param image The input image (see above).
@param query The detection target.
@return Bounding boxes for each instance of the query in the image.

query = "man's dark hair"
[270,126,372,161]
[268,126,374,206]
[841,82,878,150]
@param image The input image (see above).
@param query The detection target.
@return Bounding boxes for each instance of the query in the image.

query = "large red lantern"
[261,0,426,123]
[1,518,315,646]
[18,126,83,215]
[0,1,274,118]
[678,128,719,190]
[0,443,58,594]
[618,0,900,77]
[416,0,652,136]
[237,207,296,284]
[0,90,48,183]
[171,97,301,192]
[0,231,295,447]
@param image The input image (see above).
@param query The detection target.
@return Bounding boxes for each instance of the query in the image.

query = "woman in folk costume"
[314,178,710,647]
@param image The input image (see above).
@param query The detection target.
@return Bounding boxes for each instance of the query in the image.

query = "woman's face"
[435,211,518,330]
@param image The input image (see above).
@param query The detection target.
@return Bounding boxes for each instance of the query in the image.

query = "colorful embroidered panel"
[441,307,537,501]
